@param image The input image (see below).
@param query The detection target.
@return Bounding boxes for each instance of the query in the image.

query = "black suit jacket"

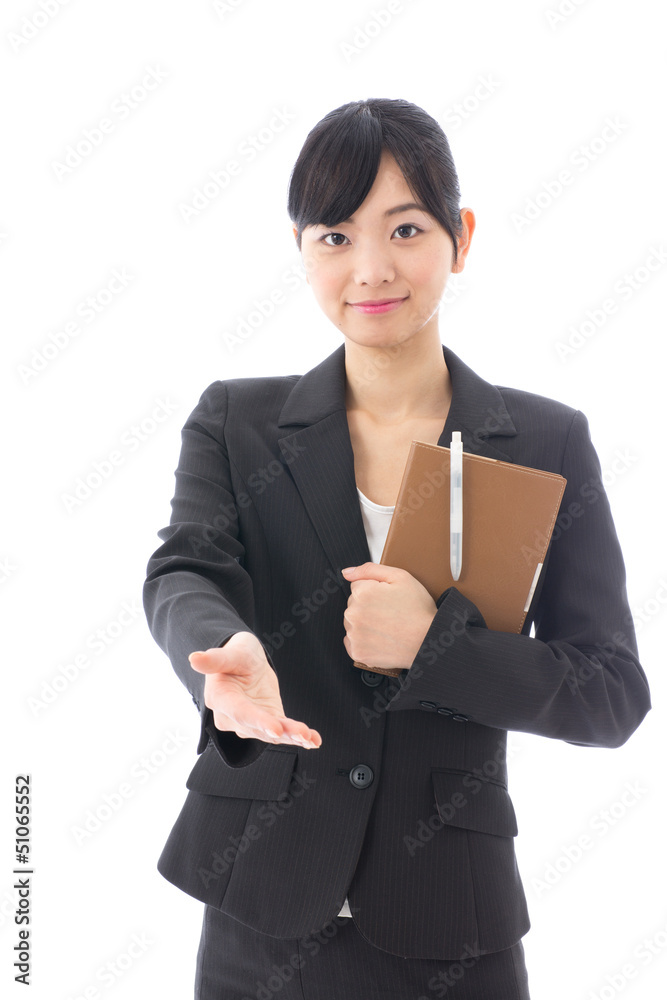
[143,342,650,960]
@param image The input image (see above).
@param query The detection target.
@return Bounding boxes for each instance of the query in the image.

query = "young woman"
[143,98,650,999]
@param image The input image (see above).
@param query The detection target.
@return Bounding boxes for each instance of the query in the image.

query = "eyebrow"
[339,202,429,224]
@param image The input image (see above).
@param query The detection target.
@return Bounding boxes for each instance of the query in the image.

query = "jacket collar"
[276,342,517,586]
[278,341,517,457]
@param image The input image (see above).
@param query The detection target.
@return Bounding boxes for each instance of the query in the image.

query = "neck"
[343,333,451,423]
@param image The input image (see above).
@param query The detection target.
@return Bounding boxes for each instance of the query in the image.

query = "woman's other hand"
[341,563,437,669]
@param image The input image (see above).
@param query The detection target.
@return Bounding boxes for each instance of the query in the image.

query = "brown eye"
[394,224,421,239]
[321,232,349,246]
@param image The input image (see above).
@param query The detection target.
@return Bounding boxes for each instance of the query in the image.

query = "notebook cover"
[353,440,567,677]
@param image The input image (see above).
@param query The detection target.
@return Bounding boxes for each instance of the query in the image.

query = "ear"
[451,208,476,274]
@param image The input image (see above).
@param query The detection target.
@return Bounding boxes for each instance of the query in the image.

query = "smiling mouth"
[350,297,406,305]
[348,296,407,313]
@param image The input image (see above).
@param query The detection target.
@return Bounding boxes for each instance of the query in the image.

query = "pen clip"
[450,431,463,581]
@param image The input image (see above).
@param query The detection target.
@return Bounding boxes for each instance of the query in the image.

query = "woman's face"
[294,150,473,351]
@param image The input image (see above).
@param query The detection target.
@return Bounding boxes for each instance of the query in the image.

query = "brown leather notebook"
[353,439,567,677]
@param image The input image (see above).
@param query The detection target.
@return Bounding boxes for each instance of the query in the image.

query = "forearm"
[143,554,270,760]
[384,587,650,748]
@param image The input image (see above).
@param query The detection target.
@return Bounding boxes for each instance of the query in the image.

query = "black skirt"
[195,904,531,1000]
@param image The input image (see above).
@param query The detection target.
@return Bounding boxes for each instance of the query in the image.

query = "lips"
[348,296,407,314]
[350,298,405,306]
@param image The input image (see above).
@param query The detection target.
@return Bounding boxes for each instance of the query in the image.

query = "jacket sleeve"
[384,409,651,748]
[142,380,273,767]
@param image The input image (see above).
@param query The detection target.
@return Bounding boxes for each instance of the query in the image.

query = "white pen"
[450,431,463,581]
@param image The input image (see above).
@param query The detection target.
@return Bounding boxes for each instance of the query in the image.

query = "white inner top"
[355,486,395,564]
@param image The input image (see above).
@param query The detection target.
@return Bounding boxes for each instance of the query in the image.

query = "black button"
[349,764,374,788]
[451,713,469,723]
[437,707,454,716]
[419,701,438,711]
[360,670,384,688]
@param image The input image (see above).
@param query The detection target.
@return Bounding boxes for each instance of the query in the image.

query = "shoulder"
[494,383,593,474]
[194,372,301,414]
[182,373,302,442]
[445,345,583,462]
[497,383,578,430]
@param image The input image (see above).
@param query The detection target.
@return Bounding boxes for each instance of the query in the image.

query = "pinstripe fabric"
[143,342,650,962]
[194,904,530,999]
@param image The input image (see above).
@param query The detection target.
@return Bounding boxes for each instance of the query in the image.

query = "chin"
[344,330,407,350]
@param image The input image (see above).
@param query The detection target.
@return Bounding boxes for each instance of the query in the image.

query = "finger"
[210,699,296,744]
[247,716,321,746]
[233,711,322,747]
[279,721,323,747]
[211,709,278,742]
[214,712,320,747]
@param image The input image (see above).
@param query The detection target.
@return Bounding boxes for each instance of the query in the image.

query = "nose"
[352,239,397,287]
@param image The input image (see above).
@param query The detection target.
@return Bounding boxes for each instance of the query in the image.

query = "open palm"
[189,632,321,749]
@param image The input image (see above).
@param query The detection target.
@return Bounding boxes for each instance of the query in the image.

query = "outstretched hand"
[189,632,321,749]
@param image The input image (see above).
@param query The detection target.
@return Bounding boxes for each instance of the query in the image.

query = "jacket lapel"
[277,343,518,592]
[436,346,517,461]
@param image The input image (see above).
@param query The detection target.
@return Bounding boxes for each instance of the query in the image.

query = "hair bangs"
[288,99,463,263]
[288,104,385,246]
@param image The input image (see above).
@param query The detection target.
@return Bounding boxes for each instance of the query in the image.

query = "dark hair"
[287,98,464,266]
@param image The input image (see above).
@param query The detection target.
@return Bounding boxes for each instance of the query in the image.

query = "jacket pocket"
[431,769,518,838]
[186,741,298,800]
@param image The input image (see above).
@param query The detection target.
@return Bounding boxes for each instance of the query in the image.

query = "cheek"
[309,265,344,306]
[413,245,450,281]
[413,250,452,298]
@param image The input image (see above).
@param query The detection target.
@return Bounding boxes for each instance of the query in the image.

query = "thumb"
[188,649,222,673]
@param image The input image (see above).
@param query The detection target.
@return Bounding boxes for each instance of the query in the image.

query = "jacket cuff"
[384,587,487,717]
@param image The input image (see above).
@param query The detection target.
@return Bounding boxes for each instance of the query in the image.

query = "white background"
[2,1,665,997]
